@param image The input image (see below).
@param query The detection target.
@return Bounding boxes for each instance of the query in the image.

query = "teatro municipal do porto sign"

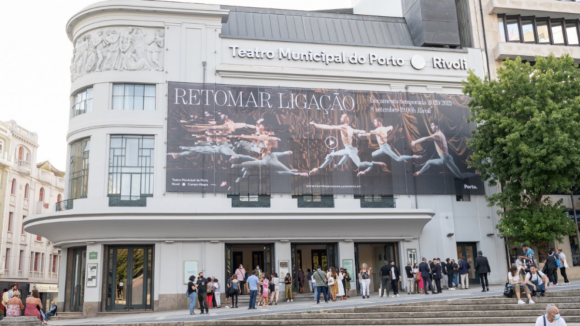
[229,45,467,71]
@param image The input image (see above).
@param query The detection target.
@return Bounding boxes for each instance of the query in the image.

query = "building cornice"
[66,0,229,41]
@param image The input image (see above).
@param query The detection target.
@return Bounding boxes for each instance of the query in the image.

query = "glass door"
[70,248,86,311]
[106,246,153,311]
[456,242,479,284]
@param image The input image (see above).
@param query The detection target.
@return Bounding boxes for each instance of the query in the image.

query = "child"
[262,274,270,307]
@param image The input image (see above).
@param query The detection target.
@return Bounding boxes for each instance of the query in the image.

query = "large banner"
[166,82,484,195]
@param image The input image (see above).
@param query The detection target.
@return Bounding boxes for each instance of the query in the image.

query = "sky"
[0,0,351,171]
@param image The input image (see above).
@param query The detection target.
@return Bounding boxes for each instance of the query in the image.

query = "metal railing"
[55,199,74,211]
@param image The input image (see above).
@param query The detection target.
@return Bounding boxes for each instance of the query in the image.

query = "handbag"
[503,282,513,298]
[415,273,421,282]
[268,282,275,292]
[328,276,335,286]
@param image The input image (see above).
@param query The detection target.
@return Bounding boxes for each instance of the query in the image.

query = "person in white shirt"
[526,265,550,297]
[557,249,570,284]
[508,265,534,304]
[536,304,567,326]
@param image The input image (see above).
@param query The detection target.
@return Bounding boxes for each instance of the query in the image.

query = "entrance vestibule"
[355,243,400,292]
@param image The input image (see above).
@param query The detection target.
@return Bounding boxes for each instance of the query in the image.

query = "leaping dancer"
[183,113,256,134]
[411,121,478,179]
[362,118,422,162]
[309,114,365,175]
[356,161,387,177]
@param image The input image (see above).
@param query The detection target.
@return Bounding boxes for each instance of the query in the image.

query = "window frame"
[112,84,156,111]
[498,14,580,46]
[71,87,94,118]
[22,215,26,235]
[7,212,13,232]
[505,15,523,43]
[18,250,23,271]
[24,184,29,199]
[565,19,580,46]
[68,137,91,200]
[5,248,10,270]
[551,18,567,45]
[10,178,16,195]
[39,187,45,202]
[520,16,537,44]
[52,255,58,273]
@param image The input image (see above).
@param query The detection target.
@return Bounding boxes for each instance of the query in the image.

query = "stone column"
[337,241,355,290]
[56,248,67,312]
[83,243,103,317]
[274,241,291,296]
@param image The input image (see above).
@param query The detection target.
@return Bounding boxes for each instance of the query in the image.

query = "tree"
[462,55,580,251]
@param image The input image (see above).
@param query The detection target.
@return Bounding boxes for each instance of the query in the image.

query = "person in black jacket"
[432,259,442,294]
[389,261,401,297]
[445,258,454,290]
[418,257,435,295]
[475,251,491,292]
[545,249,558,285]
[440,258,448,290]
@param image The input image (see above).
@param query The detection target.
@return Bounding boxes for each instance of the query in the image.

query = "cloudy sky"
[0,0,351,170]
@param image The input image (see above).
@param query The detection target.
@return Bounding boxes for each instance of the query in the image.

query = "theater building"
[24,0,508,316]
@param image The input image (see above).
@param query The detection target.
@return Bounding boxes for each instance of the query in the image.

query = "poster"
[86,263,98,287]
[279,261,289,281]
[184,261,199,284]
[167,82,483,196]
[342,259,355,282]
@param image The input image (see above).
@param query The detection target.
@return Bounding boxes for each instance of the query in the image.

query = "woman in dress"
[343,269,351,298]
[270,273,280,305]
[329,267,339,301]
[284,273,293,302]
[414,263,423,294]
[5,290,24,317]
[25,289,47,325]
[337,267,346,300]
[359,263,372,299]
[261,274,270,307]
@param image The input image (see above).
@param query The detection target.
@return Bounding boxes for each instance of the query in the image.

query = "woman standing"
[414,263,423,294]
[329,267,339,301]
[187,275,197,315]
[359,263,372,299]
[25,289,47,325]
[213,278,221,308]
[207,277,214,308]
[270,273,280,305]
[298,268,305,293]
[343,269,351,298]
[284,273,293,302]
[337,268,346,300]
[261,274,270,307]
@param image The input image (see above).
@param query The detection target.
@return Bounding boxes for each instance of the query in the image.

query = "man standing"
[307,269,313,293]
[445,258,455,290]
[419,257,435,295]
[545,249,558,286]
[254,265,262,277]
[459,258,471,289]
[246,271,259,309]
[405,262,415,295]
[451,259,459,289]
[235,265,246,295]
[520,243,536,271]
[475,251,491,292]
[196,272,209,315]
[440,258,448,290]
[535,304,567,326]
[558,249,570,284]
[432,259,442,294]
[379,261,391,298]
[313,265,329,304]
[390,261,401,297]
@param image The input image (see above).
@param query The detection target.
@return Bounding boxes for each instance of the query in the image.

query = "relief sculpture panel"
[70,27,165,81]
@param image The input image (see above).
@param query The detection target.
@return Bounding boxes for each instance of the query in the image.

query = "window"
[18,251,23,271]
[33,252,39,272]
[18,147,23,161]
[36,235,42,241]
[228,195,271,207]
[294,195,334,208]
[456,194,472,202]
[7,212,13,232]
[24,184,29,199]
[498,16,506,42]
[71,87,93,117]
[69,138,90,199]
[52,255,58,273]
[112,84,156,111]
[5,249,10,270]
[108,135,154,206]
[10,179,15,195]
[22,216,26,234]
[566,21,579,45]
[357,195,396,208]
[39,187,44,202]
[498,15,580,46]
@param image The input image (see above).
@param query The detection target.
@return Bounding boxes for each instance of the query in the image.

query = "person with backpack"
[187,275,197,315]
[235,265,246,295]
[269,273,280,305]
[313,265,328,304]
[557,249,570,284]
[551,249,560,285]
[545,249,558,286]
[225,275,238,308]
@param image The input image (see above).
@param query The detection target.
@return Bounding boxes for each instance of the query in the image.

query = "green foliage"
[462,55,580,247]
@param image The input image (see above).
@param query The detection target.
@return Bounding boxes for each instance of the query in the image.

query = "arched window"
[18,147,23,161]
[24,184,29,199]
[39,187,44,202]
[10,179,16,195]
[57,194,62,202]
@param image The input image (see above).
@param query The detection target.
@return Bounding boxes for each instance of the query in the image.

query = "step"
[97,311,155,317]
[445,296,580,305]
[232,309,580,320]
[354,302,580,312]
[48,312,84,320]
[188,316,580,325]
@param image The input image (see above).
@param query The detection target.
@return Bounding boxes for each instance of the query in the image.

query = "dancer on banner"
[362,118,422,162]
[183,113,256,134]
[411,121,478,179]
[309,114,365,175]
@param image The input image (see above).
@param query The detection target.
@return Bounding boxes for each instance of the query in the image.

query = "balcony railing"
[108,195,148,207]
[16,160,31,174]
[55,199,74,211]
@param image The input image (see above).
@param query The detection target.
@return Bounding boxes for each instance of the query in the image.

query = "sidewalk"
[49,283,580,325]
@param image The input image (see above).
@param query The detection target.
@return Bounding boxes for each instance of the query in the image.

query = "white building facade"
[0,120,63,307]
[25,0,508,317]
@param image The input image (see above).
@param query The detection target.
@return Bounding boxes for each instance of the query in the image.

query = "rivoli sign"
[166,82,484,196]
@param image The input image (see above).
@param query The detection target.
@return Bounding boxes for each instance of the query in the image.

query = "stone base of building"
[83,301,100,317]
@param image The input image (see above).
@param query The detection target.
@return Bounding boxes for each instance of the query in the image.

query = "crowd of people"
[1,283,57,324]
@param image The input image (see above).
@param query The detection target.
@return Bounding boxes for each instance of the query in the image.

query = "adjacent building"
[25,0,511,317]
[0,120,64,307]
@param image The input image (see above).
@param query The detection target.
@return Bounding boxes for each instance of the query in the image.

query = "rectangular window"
[22,216,26,234]
[521,18,535,43]
[112,84,156,111]
[18,250,23,271]
[295,195,334,208]
[228,195,271,207]
[52,255,58,273]
[36,235,42,241]
[566,21,579,45]
[552,20,565,44]
[357,195,396,208]
[7,212,12,232]
[108,135,154,206]
[71,87,93,117]
[498,16,506,42]
[506,17,521,42]
[5,249,9,270]
[41,253,44,271]
[69,138,90,199]
[456,194,472,202]
[34,252,39,272]
[537,20,550,44]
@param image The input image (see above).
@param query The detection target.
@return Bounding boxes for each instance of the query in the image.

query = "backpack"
[503,282,513,298]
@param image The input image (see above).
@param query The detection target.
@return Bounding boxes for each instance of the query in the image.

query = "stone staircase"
[190,290,580,325]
